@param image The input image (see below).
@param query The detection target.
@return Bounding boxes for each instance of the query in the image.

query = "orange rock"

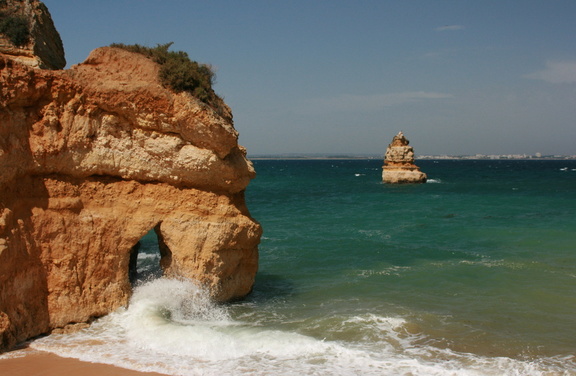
[382,132,427,184]
[0,48,261,351]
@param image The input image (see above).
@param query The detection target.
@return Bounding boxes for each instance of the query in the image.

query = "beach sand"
[0,347,169,376]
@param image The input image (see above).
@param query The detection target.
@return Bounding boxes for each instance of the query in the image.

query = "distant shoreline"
[249,156,381,160]
[249,155,576,161]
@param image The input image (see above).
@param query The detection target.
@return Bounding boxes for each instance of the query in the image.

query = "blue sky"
[42,0,576,156]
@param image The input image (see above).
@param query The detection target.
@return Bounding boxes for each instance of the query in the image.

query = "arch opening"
[129,224,172,286]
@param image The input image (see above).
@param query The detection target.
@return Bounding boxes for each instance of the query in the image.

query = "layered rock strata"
[0,46,262,352]
[382,131,427,184]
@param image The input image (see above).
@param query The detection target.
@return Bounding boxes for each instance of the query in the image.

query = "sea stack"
[382,131,427,184]
[0,1,261,351]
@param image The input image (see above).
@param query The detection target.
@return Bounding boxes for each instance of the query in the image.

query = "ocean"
[8,159,576,375]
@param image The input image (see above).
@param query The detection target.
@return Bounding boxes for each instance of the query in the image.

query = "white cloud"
[525,61,576,84]
[435,25,464,32]
[307,91,453,113]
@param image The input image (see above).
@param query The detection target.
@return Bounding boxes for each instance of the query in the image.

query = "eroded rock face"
[382,131,427,184]
[0,47,261,351]
[0,0,65,69]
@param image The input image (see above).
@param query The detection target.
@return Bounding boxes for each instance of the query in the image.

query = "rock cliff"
[382,131,427,184]
[0,46,261,351]
[0,0,65,69]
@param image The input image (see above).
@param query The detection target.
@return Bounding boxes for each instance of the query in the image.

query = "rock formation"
[0,7,261,351]
[382,131,427,184]
[0,0,65,69]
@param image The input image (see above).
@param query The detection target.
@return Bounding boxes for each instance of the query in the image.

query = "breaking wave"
[26,278,575,375]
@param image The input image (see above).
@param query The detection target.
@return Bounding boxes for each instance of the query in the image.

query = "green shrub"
[0,13,30,46]
[110,42,223,112]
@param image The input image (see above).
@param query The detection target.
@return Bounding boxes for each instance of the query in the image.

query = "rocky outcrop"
[0,0,65,69]
[382,131,427,184]
[0,46,261,351]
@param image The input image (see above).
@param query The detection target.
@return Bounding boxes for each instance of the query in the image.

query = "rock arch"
[0,176,261,352]
[0,46,262,351]
[129,225,166,285]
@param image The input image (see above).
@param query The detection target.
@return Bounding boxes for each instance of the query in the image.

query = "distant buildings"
[418,154,576,160]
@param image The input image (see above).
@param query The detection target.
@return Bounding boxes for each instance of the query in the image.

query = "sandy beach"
[0,347,168,376]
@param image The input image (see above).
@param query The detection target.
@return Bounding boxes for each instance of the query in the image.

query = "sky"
[42,0,576,156]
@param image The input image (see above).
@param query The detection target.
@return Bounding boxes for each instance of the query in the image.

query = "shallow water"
[12,159,576,375]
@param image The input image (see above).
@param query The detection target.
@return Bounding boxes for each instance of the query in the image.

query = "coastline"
[0,347,168,376]
[248,154,576,160]
[1,160,575,376]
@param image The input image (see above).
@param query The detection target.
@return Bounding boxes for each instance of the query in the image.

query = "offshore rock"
[0,0,65,69]
[0,47,261,351]
[382,131,427,184]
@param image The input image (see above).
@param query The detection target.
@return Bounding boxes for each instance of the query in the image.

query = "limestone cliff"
[0,0,65,69]
[382,131,427,184]
[0,47,262,351]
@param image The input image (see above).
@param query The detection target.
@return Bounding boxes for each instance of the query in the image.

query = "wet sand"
[0,348,168,376]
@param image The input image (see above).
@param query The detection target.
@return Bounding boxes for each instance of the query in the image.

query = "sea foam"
[27,278,575,376]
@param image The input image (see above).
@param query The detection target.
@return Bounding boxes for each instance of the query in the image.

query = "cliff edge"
[0,11,261,351]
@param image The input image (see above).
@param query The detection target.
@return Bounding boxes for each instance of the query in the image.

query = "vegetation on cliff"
[0,11,30,46]
[110,42,226,115]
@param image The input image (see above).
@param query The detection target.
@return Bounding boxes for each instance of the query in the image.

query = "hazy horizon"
[43,0,576,157]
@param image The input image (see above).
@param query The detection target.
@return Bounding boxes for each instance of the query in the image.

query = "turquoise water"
[23,159,576,375]
[246,160,576,357]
